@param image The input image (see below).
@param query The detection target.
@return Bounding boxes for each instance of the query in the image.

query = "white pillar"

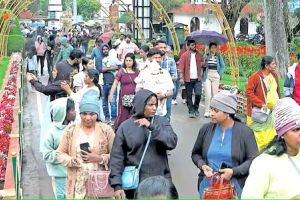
[73,0,78,23]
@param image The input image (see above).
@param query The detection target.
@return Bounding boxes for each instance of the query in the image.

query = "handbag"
[251,77,270,123]
[202,173,237,199]
[121,69,135,108]
[86,170,115,198]
[121,130,152,190]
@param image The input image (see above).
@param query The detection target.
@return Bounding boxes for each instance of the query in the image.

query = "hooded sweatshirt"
[43,98,69,177]
[109,89,178,191]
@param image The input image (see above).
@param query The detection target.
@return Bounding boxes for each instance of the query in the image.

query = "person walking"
[179,39,204,118]
[191,90,258,198]
[56,37,74,64]
[46,34,56,81]
[242,97,300,199]
[100,43,119,124]
[284,53,300,105]
[57,90,115,198]
[108,53,139,129]
[203,42,225,117]
[245,56,281,151]
[25,46,38,76]
[35,36,46,76]
[43,97,76,198]
[109,89,178,199]
[53,49,83,82]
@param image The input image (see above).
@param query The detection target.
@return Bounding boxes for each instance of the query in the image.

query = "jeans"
[165,96,172,121]
[46,55,54,81]
[102,84,117,121]
[52,177,66,199]
[37,55,45,75]
[173,77,180,100]
[185,79,202,113]
[82,44,88,55]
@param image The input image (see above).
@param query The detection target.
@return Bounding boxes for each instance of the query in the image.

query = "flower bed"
[0,54,19,189]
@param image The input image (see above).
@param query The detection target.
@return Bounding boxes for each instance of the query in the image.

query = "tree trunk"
[264,0,289,78]
[282,0,293,42]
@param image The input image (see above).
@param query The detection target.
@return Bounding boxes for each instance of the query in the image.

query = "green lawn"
[221,73,285,95]
[0,57,10,90]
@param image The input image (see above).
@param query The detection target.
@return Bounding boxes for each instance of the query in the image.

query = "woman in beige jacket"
[57,89,115,198]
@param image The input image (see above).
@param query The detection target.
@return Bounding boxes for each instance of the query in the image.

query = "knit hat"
[79,89,100,120]
[60,37,68,45]
[210,90,237,114]
[273,97,300,137]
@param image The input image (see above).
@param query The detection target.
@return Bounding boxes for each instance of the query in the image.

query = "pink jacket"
[35,41,46,56]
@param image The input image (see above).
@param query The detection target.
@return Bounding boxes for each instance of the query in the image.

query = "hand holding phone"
[80,142,91,154]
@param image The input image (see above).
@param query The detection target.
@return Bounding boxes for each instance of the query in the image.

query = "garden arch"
[0,0,34,57]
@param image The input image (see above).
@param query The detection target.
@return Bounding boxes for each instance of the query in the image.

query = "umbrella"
[188,30,228,45]
[100,31,114,43]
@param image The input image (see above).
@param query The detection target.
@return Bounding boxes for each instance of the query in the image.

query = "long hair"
[123,53,137,72]
[262,136,287,156]
[87,69,102,98]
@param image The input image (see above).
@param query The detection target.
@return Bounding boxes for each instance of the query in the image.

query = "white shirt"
[190,52,198,79]
[135,61,174,116]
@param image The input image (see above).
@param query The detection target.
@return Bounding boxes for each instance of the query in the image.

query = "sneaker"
[172,100,178,105]
[204,112,210,118]
[189,112,196,118]
[182,99,186,104]
[194,110,200,117]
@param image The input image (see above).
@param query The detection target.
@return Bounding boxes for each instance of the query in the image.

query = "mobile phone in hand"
[80,142,91,153]
[219,162,231,170]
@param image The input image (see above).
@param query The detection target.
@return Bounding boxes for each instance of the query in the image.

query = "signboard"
[133,0,152,41]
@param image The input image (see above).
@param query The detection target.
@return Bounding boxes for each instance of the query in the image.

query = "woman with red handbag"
[191,90,258,198]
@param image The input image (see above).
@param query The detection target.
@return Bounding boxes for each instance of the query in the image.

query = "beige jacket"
[57,122,115,198]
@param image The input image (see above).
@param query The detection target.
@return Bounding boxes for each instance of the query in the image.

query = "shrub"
[7,35,24,55]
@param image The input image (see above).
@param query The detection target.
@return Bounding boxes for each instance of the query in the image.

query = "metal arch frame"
[117,0,145,42]
[0,0,35,57]
[206,0,239,84]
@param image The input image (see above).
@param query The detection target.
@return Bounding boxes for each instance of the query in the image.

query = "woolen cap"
[210,90,237,114]
[273,97,300,137]
[79,89,100,120]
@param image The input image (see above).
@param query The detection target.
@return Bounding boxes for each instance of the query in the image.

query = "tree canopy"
[62,0,101,20]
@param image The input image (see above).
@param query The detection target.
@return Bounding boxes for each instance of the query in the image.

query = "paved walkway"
[21,74,209,198]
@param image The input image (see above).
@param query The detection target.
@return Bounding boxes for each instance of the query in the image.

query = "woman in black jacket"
[191,90,258,198]
[109,89,178,199]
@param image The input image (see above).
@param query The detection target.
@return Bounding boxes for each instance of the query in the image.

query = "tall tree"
[62,0,101,20]
[220,0,251,35]
[153,0,188,20]
[264,0,289,77]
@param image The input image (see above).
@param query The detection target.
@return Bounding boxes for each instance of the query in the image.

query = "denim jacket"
[202,53,225,81]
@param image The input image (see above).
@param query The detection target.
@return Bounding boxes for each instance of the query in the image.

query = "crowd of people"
[22,25,300,199]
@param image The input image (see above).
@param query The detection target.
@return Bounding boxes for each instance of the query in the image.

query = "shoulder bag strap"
[124,68,135,89]
[259,76,267,103]
[137,118,154,171]
[288,156,300,176]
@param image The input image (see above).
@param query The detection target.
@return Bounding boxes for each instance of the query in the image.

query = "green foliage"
[0,57,10,90]
[7,19,24,55]
[118,12,133,24]
[290,36,300,54]
[78,0,101,20]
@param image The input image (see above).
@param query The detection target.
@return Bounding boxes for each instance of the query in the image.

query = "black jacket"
[109,89,178,191]
[30,79,67,101]
[191,122,258,188]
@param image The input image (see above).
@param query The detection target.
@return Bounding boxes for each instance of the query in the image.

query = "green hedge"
[7,18,24,55]
[0,57,10,89]
[7,35,25,55]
